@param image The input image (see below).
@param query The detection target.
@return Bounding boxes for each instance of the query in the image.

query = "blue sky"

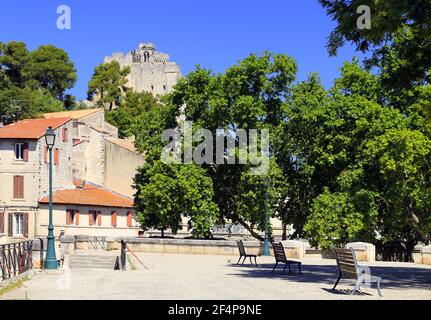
[1,0,365,100]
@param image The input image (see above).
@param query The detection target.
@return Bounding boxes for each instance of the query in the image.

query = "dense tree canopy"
[0,41,74,123]
[87,61,130,110]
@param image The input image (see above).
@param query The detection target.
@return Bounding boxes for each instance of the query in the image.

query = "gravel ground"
[1,252,430,300]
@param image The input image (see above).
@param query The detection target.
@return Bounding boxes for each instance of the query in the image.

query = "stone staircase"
[69,252,118,270]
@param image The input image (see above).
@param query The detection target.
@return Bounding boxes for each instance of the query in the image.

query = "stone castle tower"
[104,43,182,96]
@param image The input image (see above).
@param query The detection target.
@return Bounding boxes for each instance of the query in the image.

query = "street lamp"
[44,126,57,270]
[263,177,270,256]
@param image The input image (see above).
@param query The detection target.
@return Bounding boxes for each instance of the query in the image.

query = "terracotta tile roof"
[0,117,72,139]
[43,108,103,120]
[39,183,134,208]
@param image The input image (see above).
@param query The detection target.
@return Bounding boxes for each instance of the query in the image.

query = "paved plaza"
[2,253,431,300]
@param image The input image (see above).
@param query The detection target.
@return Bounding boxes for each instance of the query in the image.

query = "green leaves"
[23,45,77,100]
[87,61,130,110]
[134,161,218,238]
[304,189,377,249]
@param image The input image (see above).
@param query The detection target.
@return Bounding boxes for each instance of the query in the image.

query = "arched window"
[143,51,150,62]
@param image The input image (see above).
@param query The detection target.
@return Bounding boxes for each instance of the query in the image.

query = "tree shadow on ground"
[228,262,431,291]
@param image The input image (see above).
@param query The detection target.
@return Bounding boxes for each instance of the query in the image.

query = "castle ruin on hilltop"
[104,43,182,96]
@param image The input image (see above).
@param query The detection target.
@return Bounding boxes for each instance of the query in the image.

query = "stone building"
[104,42,182,96]
[0,109,143,244]
[43,109,144,198]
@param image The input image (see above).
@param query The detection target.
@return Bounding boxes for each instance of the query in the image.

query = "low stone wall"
[55,236,377,262]
[421,245,431,265]
[346,242,376,262]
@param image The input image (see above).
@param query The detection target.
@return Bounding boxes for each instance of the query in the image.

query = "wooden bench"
[271,242,302,274]
[333,247,382,297]
[236,240,257,265]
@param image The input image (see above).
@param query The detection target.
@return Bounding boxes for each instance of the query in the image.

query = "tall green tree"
[134,52,297,239]
[23,45,77,100]
[105,91,159,138]
[134,161,218,238]
[87,61,130,110]
[0,41,29,87]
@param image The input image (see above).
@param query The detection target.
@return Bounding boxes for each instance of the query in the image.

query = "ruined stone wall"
[104,43,182,96]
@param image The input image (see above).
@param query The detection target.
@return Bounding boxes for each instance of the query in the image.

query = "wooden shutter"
[23,212,28,238]
[54,148,59,166]
[23,143,29,162]
[13,175,24,199]
[0,211,4,234]
[111,211,117,227]
[89,211,94,225]
[97,211,102,226]
[75,210,79,225]
[66,210,72,225]
[127,212,132,227]
[8,212,13,236]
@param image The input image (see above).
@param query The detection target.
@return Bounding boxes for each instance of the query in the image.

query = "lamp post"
[263,177,270,256]
[44,126,57,270]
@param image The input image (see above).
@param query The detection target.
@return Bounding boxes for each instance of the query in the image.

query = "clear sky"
[1,0,365,100]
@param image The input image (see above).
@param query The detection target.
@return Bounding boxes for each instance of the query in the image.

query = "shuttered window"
[0,211,4,234]
[62,128,68,142]
[54,148,60,166]
[13,175,24,199]
[75,210,80,225]
[89,210,97,225]
[23,212,28,238]
[22,143,29,162]
[97,211,102,226]
[111,211,117,227]
[8,212,13,236]
[127,212,133,227]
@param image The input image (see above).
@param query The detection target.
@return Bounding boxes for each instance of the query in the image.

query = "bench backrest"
[334,247,359,279]
[272,242,287,262]
[237,240,246,256]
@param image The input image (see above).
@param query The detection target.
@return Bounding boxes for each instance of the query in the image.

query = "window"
[13,175,24,199]
[127,212,133,227]
[89,210,97,225]
[111,211,117,227]
[15,213,23,235]
[0,212,4,234]
[66,209,79,225]
[97,211,102,226]
[14,143,28,161]
[62,128,68,142]
[54,148,59,166]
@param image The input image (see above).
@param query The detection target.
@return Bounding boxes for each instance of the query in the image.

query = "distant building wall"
[104,140,144,198]
[104,43,182,96]
[36,204,138,238]
[82,128,105,186]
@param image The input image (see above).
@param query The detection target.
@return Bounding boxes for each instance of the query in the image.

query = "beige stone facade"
[0,110,143,244]
[45,109,144,198]
[36,204,138,238]
[104,43,182,96]
[0,118,74,244]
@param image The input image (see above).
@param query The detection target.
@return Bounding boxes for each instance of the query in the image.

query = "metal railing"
[0,240,34,281]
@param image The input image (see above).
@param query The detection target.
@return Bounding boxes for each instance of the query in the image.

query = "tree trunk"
[236,218,264,241]
[282,220,287,240]
[161,229,165,238]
